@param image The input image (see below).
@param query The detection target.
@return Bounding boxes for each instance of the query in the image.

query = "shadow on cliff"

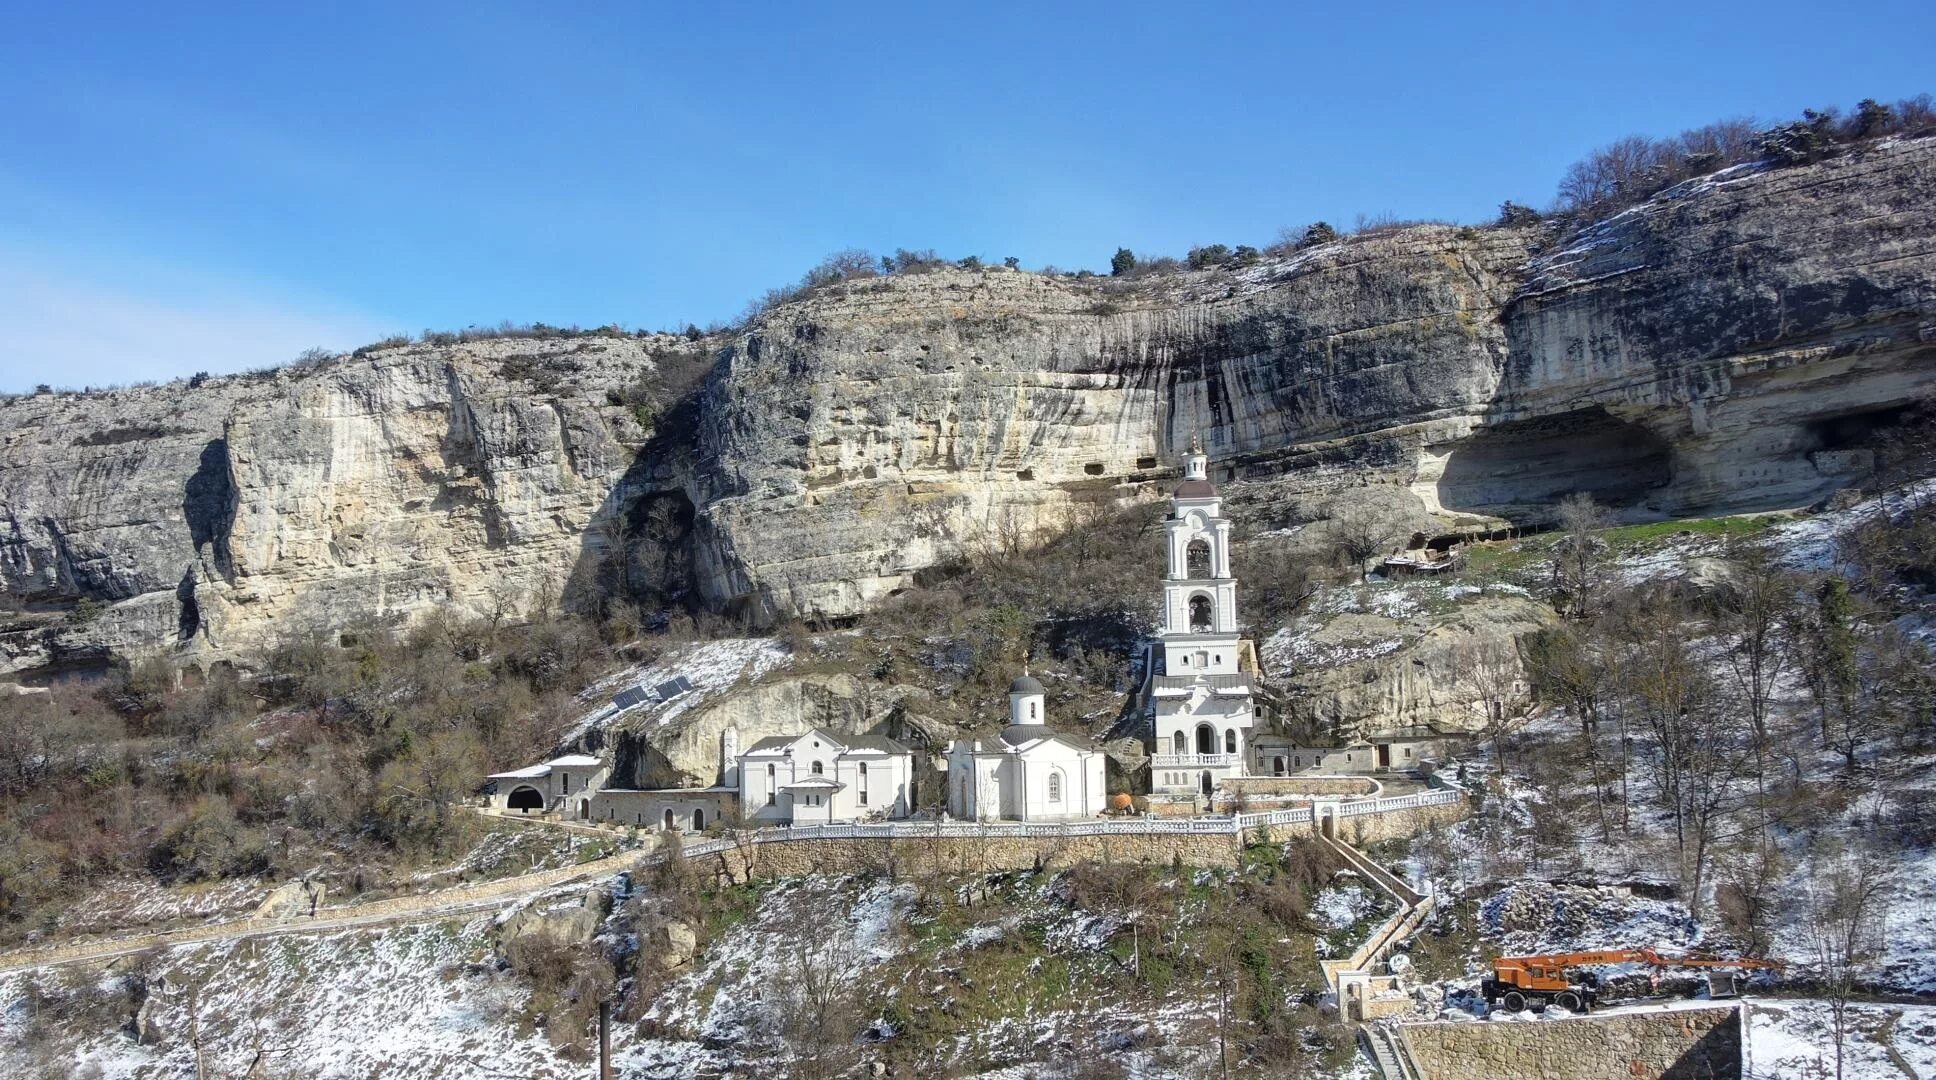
[561,369,715,622]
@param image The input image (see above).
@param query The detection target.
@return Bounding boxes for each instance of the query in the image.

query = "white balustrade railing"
[656,788,1462,857]
[1151,753,1239,768]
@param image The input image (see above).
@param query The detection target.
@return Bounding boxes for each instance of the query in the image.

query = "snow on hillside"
[568,637,794,740]
[1745,998,1936,1080]
[1768,478,1936,574]
[1,916,569,1079]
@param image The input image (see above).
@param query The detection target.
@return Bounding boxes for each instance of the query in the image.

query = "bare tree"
[1551,494,1613,619]
[1455,639,1530,774]
[768,936,864,1080]
[1320,500,1407,583]
[1802,845,1895,1080]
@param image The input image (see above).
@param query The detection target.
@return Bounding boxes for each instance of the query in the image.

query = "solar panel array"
[611,685,654,711]
[610,675,695,712]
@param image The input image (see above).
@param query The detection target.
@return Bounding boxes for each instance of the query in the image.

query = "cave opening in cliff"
[1434,406,1672,520]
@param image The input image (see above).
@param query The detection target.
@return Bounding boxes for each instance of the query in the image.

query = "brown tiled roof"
[1173,478,1218,499]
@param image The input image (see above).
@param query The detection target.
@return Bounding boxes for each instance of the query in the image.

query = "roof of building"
[487,754,603,779]
[741,730,911,756]
[487,765,552,780]
[994,725,1099,752]
[842,732,911,754]
[1173,477,1219,499]
[743,735,796,754]
[1008,674,1045,695]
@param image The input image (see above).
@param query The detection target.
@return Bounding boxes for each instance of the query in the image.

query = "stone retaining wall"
[693,831,1243,882]
[1224,775,1380,798]
[1399,1006,1741,1080]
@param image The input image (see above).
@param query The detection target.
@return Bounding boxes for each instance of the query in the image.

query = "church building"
[1148,439,1259,797]
[945,674,1108,821]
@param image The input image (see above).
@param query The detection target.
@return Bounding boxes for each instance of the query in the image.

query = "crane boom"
[1482,948,1782,1013]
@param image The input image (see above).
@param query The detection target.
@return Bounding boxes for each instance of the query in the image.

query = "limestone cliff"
[3,137,1933,677]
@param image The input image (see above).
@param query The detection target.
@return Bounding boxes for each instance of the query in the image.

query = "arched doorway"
[663,809,675,830]
[1198,771,1213,796]
[1195,723,1216,755]
[578,799,589,819]
[507,786,544,813]
[692,809,704,830]
[1273,756,1286,776]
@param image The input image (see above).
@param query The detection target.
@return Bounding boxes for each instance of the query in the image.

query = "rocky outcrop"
[0,336,697,676]
[2,138,1933,674]
[1268,593,1559,738]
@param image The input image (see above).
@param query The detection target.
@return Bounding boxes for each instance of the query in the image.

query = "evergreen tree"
[1110,247,1137,276]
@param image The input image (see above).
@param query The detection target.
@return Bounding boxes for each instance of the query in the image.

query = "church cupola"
[1173,434,1217,501]
[1007,672,1047,727]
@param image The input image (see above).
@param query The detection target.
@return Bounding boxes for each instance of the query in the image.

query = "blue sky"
[2,2,1931,391]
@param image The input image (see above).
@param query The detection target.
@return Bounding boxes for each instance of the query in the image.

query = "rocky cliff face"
[3,137,1933,676]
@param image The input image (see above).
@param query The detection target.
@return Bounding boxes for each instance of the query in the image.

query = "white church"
[1147,439,1260,798]
[944,674,1109,821]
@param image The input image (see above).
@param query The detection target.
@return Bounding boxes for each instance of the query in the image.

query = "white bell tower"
[1149,436,1256,796]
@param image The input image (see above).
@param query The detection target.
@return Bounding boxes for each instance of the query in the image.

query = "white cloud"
[0,248,392,392]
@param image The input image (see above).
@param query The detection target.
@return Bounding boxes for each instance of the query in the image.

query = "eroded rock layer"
[2,138,1933,674]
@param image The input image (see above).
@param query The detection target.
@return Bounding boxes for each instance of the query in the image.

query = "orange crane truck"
[1481,948,1783,1013]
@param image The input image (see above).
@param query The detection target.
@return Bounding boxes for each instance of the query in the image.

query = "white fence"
[673,789,1461,858]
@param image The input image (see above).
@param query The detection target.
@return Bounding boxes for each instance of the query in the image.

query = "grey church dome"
[1009,674,1045,695]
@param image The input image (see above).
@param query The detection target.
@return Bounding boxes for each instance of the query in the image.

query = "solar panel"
[654,675,694,701]
[612,685,654,710]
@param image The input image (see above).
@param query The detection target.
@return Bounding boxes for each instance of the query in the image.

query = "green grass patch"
[1602,515,1773,551]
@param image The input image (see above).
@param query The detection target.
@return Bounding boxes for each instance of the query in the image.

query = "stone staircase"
[1358,1023,1423,1080]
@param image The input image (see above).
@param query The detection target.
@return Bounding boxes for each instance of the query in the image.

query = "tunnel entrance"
[1433,407,1671,520]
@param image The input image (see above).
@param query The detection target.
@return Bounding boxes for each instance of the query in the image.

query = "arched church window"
[1172,732,1186,754]
[1048,771,1063,802]
[663,809,674,830]
[1224,729,1237,754]
[693,809,704,829]
[1187,539,1211,576]
[766,764,776,805]
[812,760,824,775]
[1189,595,1213,631]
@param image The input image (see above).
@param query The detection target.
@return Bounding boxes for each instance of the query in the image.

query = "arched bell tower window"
[1186,539,1211,577]
[1189,595,1213,632]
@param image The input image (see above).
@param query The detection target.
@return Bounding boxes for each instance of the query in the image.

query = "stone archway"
[507,786,544,813]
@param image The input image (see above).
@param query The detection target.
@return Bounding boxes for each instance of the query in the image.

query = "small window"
[1030,702,1038,719]
[859,762,869,806]
[812,760,824,775]
[693,809,704,829]
[1048,771,1063,802]
[1224,729,1237,754]
[561,773,570,794]
[1084,463,1105,475]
